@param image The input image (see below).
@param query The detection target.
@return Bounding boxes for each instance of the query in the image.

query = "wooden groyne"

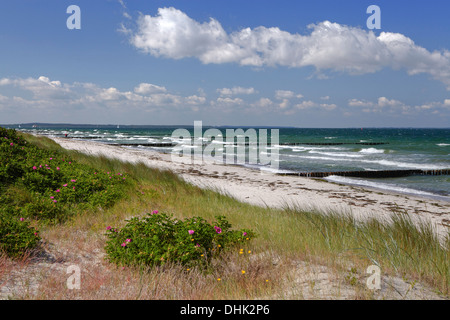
[68,136,104,140]
[279,142,388,146]
[202,141,389,146]
[277,169,450,178]
[115,143,177,147]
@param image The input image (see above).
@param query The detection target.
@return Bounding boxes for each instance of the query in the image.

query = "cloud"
[0,78,11,86]
[377,97,404,108]
[348,99,374,107]
[0,76,73,100]
[443,99,450,107]
[294,100,318,110]
[217,86,256,96]
[134,83,167,95]
[348,97,406,113]
[0,76,208,119]
[320,103,337,111]
[209,97,245,114]
[271,90,305,112]
[347,96,450,115]
[253,97,274,108]
[132,7,243,64]
[213,97,244,106]
[118,0,126,9]
[278,99,290,110]
[275,90,303,100]
[130,7,450,89]
[1,75,447,124]
[185,95,206,106]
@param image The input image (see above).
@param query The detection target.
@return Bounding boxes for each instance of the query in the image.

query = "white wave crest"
[359,148,384,154]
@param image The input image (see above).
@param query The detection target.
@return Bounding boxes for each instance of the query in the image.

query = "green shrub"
[20,198,70,223]
[104,211,255,269]
[0,129,27,185]
[0,127,130,256]
[0,214,41,258]
[1,128,129,218]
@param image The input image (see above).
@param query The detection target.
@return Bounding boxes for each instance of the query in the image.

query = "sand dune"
[50,136,450,239]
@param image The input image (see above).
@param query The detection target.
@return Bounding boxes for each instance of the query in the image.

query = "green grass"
[2,130,449,298]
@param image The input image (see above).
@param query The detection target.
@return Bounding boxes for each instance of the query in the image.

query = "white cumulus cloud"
[217,86,256,96]
[129,7,450,89]
[275,90,303,100]
[443,99,450,107]
[134,83,167,95]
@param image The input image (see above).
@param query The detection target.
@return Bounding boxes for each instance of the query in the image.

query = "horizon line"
[1,122,450,130]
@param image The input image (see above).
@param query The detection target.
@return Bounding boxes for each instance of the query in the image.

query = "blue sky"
[0,0,449,127]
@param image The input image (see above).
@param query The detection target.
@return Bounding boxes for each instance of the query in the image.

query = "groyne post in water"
[277,169,450,179]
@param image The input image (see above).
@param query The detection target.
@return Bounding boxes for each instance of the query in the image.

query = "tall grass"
[6,132,449,298]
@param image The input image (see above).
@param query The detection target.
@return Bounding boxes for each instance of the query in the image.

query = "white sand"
[2,135,448,300]
[50,137,450,239]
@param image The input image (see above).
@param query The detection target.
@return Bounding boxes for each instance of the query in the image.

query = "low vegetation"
[0,127,128,256]
[0,127,448,299]
[105,212,255,269]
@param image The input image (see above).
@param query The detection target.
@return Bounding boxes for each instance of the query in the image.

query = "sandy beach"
[1,134,448,301]
[49,136,450,239]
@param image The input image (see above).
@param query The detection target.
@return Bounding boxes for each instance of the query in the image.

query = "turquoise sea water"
[12,125,450,202]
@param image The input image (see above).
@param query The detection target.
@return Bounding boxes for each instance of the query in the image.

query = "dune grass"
[1,132,448,299]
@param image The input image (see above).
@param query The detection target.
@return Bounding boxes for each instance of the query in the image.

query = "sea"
[10,124,450,202]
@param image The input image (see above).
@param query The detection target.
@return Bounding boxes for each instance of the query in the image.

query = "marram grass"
[2,131,448,299]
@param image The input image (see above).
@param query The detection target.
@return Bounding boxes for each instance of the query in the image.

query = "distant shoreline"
[4,123,450,129]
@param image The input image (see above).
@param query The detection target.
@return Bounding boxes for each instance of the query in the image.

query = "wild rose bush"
[0,127,129,257]
[0,128,27,185]
[0,214,40,258]
[104,211,255,269]
[0,128,129,221]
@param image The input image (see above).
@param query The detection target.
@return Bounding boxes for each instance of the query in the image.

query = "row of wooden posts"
[60,135,448,178]
[277,169,450,178]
